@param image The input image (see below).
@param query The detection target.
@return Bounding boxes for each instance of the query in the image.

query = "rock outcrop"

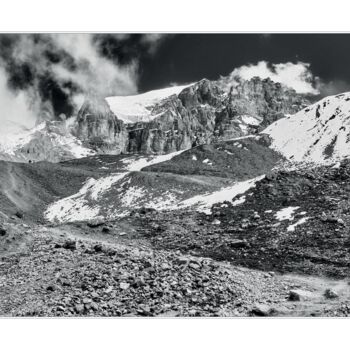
[75,96,128,154]
[76,77,308,156]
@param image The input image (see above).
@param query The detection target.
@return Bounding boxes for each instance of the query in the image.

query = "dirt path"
[275,274,350,316]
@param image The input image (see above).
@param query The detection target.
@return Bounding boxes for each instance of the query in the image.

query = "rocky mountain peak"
[0,75,311,162]
[78,95,117,121]
[75,95,128,154]
[178,79,224,108]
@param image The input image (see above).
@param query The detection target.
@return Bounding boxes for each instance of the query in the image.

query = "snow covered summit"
[105,84,192,123]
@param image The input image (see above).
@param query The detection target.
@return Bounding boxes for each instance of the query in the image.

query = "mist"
[0,33,167,135]
[0,66,37,134]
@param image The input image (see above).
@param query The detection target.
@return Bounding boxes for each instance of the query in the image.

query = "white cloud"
[51,34,138,97]
[0,34,142,138]
[228,61,319,94]
[0,67,36,135]
[140,33,169,54]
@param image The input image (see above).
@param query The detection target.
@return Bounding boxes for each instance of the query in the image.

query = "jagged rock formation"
[218,77,308,135]
[126,80,218,153]
[77,77,308,155]
[0,76,309,162]
[75,96,128,154]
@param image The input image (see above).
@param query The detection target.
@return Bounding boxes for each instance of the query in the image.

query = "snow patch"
[287,217,310,232]
[45,150,186,223]
[124,150,185,171]
[241,115,260,126]
[275,206,300,221]
[179,175,264,214]
[232,196,246,206]
[0,120,95,161]
[106,84,192,124]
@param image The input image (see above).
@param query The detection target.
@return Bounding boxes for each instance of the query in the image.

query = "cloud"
[50,34,138,96]
[227,61,319,95]
[140,33,170,54]
[0,66,37,134]
[0,33,169,135]
[315,79,350,97]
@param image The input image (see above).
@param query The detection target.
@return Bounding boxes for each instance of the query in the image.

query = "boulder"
[251,303,271,316]
[0,226,6,236]
[288,289,314,301]
[324,288,339,299]
[62,240,76,251]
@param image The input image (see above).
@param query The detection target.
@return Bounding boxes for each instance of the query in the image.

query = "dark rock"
[62,240,76,251]
[229,239,248,249]
[0,226,6,236]
[46,285,56,292]
[87,219,105,228]
[93,244,103,252]
[324,288,339,299]
[288,289,314,301]
[251,304,271,316]
[175,256,189,265]
[15,211,23,219]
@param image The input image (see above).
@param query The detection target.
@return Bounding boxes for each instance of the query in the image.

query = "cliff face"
[74,77,308,155]
[215,77,308,139]
[75,96,129,154]
[127,80,218,153]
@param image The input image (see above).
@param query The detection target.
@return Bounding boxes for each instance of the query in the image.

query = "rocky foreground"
[1,148,350,317]
[0,224,287,317]
[0,221,348,317]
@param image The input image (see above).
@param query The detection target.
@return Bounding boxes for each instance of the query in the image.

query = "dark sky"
[137,34,350,93]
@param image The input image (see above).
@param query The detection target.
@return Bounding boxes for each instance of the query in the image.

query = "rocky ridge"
[0,76,309,162]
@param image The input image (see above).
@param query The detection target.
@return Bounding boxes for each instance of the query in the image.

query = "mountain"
[105,84,192,124]
[0,119,95,163]
[3,83,350,317]
[45,136,283,223]
[0,159,96,221]
[263,92,350,163]
[0,76,309,163]
[42,89,350,225]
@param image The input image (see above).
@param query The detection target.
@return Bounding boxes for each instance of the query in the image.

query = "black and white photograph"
[1,32,350,318]
[1,1,350,347]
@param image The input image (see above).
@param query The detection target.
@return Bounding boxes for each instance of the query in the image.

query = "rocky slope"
[136,160,350,279]
[2,160,350,316]
[44,137,283,224]
[0,160,98,221]
[0,222,297,317]
[0,120,95,163]
[263,92,350,163]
